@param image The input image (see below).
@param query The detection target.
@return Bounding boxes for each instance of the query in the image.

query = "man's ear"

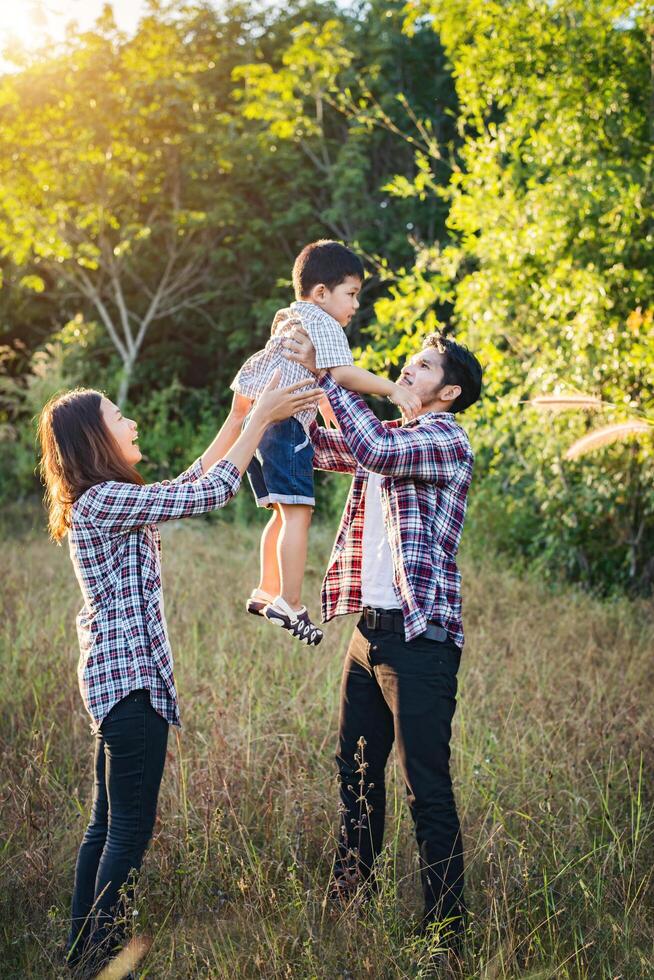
[442,384,462,406]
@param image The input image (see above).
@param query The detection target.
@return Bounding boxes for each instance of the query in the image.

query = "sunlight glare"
[0,1,145,61]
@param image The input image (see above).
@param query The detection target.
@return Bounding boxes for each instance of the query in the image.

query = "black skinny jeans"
[67,689,168,966]
[335,617,465,928]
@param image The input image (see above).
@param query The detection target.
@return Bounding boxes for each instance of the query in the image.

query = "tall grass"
[1,517,653,978]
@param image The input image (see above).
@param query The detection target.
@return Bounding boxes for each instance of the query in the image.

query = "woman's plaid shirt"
[311,375,473,647]
[69,458,241,731]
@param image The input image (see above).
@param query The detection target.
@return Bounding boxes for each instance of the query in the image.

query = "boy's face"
[306,275,362,327]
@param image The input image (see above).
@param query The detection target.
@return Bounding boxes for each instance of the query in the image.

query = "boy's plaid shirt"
[68,458,241,731]
[231,301,353,430]
[311,375,473,647]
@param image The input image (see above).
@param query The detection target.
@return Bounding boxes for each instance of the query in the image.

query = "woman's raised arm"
[77,374,320,534]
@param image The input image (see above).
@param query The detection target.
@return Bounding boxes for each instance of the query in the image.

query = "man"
[285,327,482,943]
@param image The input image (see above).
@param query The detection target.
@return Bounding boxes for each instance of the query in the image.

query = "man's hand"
[389,382,422,422]
[318,394,339,429]
[283,325,320,376]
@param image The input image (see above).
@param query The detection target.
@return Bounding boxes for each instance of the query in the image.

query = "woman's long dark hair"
[38,388,144,541]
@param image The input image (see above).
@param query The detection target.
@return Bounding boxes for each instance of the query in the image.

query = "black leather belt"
[362,606,449,643]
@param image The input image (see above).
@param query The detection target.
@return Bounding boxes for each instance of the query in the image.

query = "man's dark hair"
[292,239,364,298]
[422,333,483,413]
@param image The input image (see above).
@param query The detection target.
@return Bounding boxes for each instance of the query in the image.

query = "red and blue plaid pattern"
[68,458,241,730]
[312,375,473,646]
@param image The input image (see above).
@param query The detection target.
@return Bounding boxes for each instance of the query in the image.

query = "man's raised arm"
[318,374,471,485]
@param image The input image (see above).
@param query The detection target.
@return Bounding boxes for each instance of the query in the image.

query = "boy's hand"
[389,382,421,421]
[283,326,320,376]
[318,394,339,430]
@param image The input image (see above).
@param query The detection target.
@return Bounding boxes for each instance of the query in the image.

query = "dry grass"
[1,516,653,979]
[564,421,652,460]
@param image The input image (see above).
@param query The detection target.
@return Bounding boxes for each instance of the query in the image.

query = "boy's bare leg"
[277,503,313,610]
[258,504,282,597]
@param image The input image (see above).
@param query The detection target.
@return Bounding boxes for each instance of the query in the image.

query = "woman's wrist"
[248,404,271,432]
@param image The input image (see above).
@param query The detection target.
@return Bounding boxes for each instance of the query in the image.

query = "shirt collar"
[402,410,456,428]
[290,300,341,328]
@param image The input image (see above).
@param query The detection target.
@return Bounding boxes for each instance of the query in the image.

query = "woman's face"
[100,397,142,466]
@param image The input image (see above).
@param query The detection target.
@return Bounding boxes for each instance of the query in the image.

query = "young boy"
[231,239,420,645]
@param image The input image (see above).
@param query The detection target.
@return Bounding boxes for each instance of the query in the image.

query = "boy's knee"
[281,503,313,523]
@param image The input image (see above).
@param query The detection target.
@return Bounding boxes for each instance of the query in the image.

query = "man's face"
[310,275,361,327]
[398,346,457,412]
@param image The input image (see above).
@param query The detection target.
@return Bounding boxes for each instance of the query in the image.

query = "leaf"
[19,274,45,293]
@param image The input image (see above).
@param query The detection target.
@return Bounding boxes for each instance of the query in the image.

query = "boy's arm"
[330,364,421,419]
[320,374,471,485]
[301,314,419,420]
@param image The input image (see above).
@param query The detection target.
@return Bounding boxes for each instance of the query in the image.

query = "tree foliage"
[0,0,651,593]
[372,0,654,591]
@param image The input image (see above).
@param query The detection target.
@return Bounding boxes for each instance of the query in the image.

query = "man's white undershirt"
[361,471,400,609]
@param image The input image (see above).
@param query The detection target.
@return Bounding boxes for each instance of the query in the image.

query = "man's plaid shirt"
[312,374,473,647]
[231,301,353,430]
[69,458,241,731]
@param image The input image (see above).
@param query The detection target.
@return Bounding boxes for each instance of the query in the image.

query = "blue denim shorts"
[247,416,315,508]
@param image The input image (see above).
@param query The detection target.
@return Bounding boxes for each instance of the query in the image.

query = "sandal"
[263,597,324,646]
[246,588,274,617]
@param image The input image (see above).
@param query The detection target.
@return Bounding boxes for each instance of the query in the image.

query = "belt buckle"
[365,607,379,630]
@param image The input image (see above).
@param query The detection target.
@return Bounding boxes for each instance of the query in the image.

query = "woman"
[37,372,319,974]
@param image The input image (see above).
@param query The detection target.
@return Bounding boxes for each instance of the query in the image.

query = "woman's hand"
[222,371,321,477]
[251,370,322,425]
[283,326,320,376]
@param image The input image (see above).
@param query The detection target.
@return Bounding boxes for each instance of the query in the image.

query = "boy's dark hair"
[292,239,364,298]
[422,333,483,413]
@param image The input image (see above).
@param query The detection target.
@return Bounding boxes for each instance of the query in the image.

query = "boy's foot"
[246,588,274,617]
[264,596,323,646]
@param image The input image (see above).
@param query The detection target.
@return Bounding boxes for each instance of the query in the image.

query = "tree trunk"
[116,357,135,409]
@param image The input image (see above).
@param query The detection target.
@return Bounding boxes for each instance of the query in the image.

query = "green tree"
[0,4,248,405]
[375,0,654,590]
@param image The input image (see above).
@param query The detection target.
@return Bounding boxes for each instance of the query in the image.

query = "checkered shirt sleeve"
[76,459,241,534]
[309,421,357,474]
[318,374,469,483]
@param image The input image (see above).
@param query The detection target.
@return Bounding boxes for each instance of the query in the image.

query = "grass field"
[1,516,653,979]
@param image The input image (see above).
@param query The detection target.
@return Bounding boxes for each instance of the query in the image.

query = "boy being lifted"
[231,239,420,645]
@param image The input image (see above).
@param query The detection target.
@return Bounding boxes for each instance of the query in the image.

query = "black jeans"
[67,689,168,966]
[335,618,465,928]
